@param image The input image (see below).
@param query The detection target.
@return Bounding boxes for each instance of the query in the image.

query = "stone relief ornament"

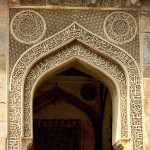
[9,9,140,75]
[102,0,125,7]
[10,10,46,44]
[61,0,84,6]
[9,22,143,150]
[104,11,138,44]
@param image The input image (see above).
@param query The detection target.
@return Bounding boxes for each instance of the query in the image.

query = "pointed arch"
[8,22,143,150]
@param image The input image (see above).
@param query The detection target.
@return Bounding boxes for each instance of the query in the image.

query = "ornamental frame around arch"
[9,22,143,150]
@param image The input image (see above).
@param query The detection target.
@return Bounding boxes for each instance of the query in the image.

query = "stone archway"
[8,22,143,150]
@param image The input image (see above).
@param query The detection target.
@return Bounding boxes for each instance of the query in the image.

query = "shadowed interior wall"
[33,71,112,150]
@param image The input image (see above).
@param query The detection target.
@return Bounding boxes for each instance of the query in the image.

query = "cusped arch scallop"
[9,22,143,150]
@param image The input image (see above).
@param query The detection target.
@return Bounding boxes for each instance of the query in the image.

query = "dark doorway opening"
[32,68,112,150]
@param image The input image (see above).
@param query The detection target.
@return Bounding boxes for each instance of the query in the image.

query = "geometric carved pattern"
[102,0,125,7]
[19,0,125,7]
[10,10,46,44]
[9,22,142,150]
[104,11,138,44]
[20,0,46,5]
[9,9,140,75]
[61,0,84,6]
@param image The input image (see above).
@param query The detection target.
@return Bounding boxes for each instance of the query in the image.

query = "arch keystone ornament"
[9,22,143,150]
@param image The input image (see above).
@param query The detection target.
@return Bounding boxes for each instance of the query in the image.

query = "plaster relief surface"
[9,9,140,75]
[9,9,142,150]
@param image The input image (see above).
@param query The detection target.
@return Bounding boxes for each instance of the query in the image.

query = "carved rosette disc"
[104,12,137,44]
[10,10,46,44]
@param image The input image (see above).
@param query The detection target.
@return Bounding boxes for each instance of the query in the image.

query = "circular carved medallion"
[104,12,137,44]
[10,10,46,44]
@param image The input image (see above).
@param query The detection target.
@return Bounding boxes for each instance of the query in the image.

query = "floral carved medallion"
[10,10,46,44]
[104,11,138,44]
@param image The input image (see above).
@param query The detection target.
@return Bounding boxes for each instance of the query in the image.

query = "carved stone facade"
[1,0,150,150]
[9,9,140,75]
[8,7,143,149]
[8,0,141,7]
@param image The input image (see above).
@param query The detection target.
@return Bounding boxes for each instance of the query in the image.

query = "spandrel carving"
[8,22,143,150]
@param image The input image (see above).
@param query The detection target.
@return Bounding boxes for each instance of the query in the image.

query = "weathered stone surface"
[141,0,150,9]
[0,54,6,70]
[0,33,6,52]
[143,65,150,78]
[0,90,5,103]
[0,0,6,7]
[0,8,7,19]
[144,98,150,150]
[0,19,7,31]
[141,12,150,32]
[0,8,8,31]
[143,33,150,64]
[143,78,150,150]
[143,79,150,97]
[0,138,6,150]
[0,103,6,121]
[0,122,6,138]
[0,70,6,103]
[20,0,46,5]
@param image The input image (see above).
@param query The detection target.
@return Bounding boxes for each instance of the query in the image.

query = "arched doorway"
[32,68,112,150]
[8,22,143,150]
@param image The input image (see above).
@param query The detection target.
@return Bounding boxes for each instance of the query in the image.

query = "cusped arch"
[9,22,143,150]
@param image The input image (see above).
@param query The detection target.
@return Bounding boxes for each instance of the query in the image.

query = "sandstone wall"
[0,0,8,149]
[141,7,150,150]
[0,0,149,149]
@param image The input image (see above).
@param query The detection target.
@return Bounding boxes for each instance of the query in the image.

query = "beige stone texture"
[143,65,150,78]
[0,20,8,31]
[0,69,6,103]
[143,79,150,150]
[141,1,150,10]
[141,13,150,33]
[0,54,6,70]
[0,138,6,150]
[0,1,148,150]
[0,122,6,138]
[0,103,6,121]
[0,0,7,7]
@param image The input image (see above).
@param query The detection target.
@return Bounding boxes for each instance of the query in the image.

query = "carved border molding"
[9,22,143,150]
